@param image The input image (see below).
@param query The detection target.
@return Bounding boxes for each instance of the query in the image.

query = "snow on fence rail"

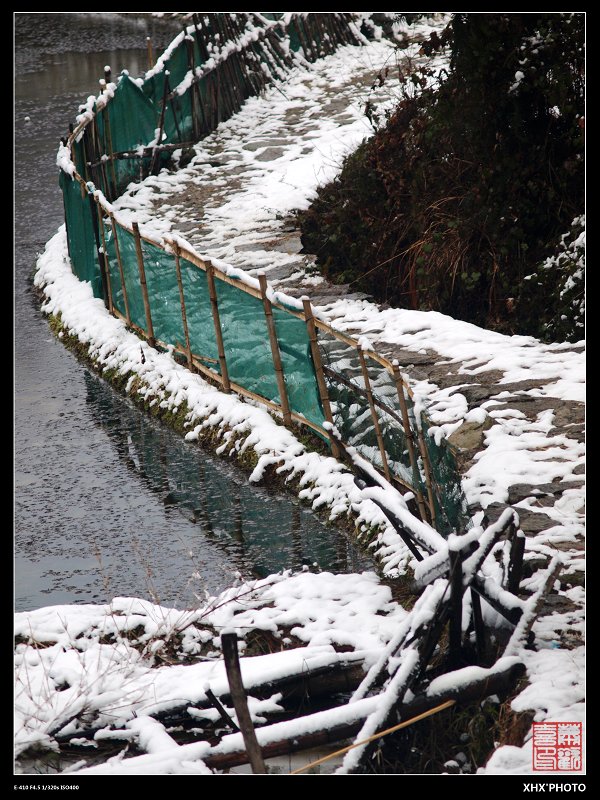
[56,11,467,534]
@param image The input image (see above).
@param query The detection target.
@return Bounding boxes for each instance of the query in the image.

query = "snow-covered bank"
[15,570,405,764]
[33,226,422,579]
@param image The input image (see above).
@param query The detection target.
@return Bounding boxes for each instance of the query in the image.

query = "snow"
[23,13,585,776]
[14,571,407,765]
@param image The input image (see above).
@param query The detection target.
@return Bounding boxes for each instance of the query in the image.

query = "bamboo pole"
[146,36,154,69]
[132,221,155,347]
[221,633,266,774]
[79,127,91,184]
[172,242,194,370]
[302,297,340,458]
[206,262,231,393]
[391,361,429,523]
[150,76,170,176]
[95,201,113,315]
[357,345,392,483]
[290,699,456,775]
[109,213,131,326]
[415,421,437,529]
[184,33,200,141]
[103,66,118,199]
[87,193,110,310]
[87,115,103,191]
[91,116,110,199]
[165,73,183,143]
[258,272,292,426]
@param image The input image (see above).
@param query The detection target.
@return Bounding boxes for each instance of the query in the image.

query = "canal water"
[14,12,370,612]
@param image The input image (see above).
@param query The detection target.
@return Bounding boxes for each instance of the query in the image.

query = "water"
[14,13,371,612]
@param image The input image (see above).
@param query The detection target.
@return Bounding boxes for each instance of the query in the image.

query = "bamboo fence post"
[91,116,110,199]
[146,36,154,69]
[103,66,118,199]
[132,221,155,347]
[391,361,429,523]
[109,213,131,326]
[150,76,169,175]
[183,31,200,141]
[357,345,392,483]
[79,127,91,183]
[301,297,340,458]
[165,74,183,143]
[221,633,267,774]
[415,421,438,529]
[258,272,292,426]
[172,241,194,371]
[95,201,113,315]
[88,193,110,309]
[206,262,231,393]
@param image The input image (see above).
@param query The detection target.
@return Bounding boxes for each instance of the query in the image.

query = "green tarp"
[59,14,469,535]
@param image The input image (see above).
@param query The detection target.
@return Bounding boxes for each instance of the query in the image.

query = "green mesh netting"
[60,172,102,298]
[96,76,158,193]
[60,14,469,536]
[272,306,324,428]
[179,257,220,367]
[318,331,467,534]
[101,222,324,427]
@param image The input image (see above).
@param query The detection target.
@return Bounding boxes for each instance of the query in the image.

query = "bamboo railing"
[57,13,465,532]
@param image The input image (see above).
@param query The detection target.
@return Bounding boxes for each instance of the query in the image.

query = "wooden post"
[415,419,437,529]
[102,68,118,200]
[88,193,110,309]
[109,213,131,326]
[172,242,194,371]
[221,633,267,774]
[150,76,169,175]
[258,272,292,426]
[448,549,463,666]
[302,297,340,458]
[132,222,155,347]
[507,527,525,595]
[146,36,154,69]
[183,27,200,141]
[91,116,110,199]
[79,127,91,183]
[391,361,429,523]
[357,345,392,483]
[206,262,231,393]
[165,74,183,143]
[96,202,113,314]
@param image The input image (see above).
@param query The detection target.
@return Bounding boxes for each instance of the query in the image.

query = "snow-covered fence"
[56,12,467,534]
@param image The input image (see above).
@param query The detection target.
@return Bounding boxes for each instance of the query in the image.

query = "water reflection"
[14,12,372,614]
[82,371,371,602]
